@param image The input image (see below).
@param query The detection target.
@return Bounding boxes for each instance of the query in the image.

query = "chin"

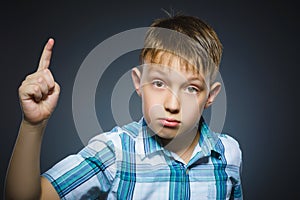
[155,130,179,140]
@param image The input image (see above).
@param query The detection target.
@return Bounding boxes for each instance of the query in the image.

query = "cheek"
[182,104,200,122]
[181,96,206,120]
[141,91,165,122]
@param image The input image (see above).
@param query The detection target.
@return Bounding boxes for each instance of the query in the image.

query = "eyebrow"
[146,66,169,75]
[145,65,207,85]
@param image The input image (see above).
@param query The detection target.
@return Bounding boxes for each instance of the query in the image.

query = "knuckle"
[56,82,60,89]
[43,69,54,80]
[25,74,33,81]
[49,82,55,89]
[21,80,26,86]
[44,68,51,74]
[54,82,61,93]
[18,85,24,94]
[19,80,29,92]
[37,76,44,83]
[33,85,40,93]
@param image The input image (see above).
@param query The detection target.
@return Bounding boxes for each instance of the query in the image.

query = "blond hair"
[140,15,223,82]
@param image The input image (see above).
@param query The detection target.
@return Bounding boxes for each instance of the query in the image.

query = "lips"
[159,118,181,127]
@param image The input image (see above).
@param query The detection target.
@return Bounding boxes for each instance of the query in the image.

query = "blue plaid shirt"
[43,118,243,199]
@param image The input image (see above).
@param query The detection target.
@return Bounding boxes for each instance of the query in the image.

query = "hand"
[18,38,60,125]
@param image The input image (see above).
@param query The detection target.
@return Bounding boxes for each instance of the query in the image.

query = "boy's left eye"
[185,86,199,94]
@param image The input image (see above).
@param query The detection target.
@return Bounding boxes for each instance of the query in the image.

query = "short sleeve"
[42,134,116,200]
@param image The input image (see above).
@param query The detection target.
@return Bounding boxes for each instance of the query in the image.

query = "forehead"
[144,51,195,70]
[143,51,206,81]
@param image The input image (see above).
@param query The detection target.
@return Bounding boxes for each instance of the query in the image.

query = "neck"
[161,128,200,164]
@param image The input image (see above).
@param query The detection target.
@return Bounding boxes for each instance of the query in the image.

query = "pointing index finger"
[37,38,55,71]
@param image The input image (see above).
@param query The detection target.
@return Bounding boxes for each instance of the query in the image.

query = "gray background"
[0,0,298,199]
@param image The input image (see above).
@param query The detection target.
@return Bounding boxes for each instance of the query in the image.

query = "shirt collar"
[198,117,222,157]
[141,118,164,156]
[139,117,222,159]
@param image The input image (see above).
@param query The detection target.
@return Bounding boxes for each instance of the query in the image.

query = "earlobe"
[205,82,221,108]
[131,67,142,96]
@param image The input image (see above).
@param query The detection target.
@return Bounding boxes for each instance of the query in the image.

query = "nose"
[164,89,180,114]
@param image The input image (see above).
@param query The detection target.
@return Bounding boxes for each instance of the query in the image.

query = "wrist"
[22,118,48,129]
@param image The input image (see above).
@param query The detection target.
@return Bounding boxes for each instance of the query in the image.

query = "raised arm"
[5,38,60,200]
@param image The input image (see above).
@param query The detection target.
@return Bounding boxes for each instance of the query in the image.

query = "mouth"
[159,118,181,128]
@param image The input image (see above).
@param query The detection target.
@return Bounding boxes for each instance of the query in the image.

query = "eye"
[152,80,165,88]
[185,86,199,94]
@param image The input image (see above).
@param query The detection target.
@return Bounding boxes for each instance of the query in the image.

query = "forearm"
[5,119,47,199]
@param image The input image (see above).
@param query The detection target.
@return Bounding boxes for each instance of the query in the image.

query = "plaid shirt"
[43,118,243,199]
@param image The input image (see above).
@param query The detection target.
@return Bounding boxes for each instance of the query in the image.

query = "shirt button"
[186,169,189,174]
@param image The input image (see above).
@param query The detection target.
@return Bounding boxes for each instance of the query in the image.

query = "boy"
[5,15,243,199]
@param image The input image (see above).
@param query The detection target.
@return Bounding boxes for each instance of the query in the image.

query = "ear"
[205,82,221,108]
[131,67,142,96]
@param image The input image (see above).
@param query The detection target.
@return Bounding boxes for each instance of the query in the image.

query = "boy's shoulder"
[217,132,242,166]
[200,118,242,165]
[88,120,142,144]
[219,132,241,148]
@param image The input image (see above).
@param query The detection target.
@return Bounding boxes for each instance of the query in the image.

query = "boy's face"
[132,51,221,140]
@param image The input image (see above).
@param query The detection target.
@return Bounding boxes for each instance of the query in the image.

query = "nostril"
[165,107,180,114]
[164,94,180,114]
